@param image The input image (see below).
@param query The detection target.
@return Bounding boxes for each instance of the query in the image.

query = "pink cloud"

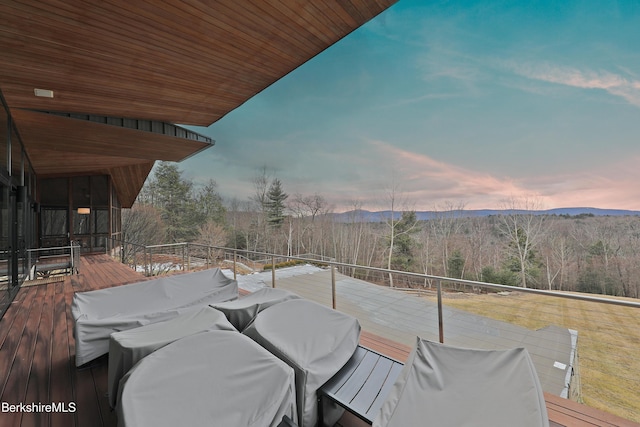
[350,140,640,211]
[362,139,535,209]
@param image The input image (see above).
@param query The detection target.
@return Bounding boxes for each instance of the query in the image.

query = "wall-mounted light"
[34,88,54,98]
[78,207,91,215]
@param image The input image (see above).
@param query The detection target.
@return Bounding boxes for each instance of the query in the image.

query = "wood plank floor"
[0,255,637,427]
[0,254,144,427]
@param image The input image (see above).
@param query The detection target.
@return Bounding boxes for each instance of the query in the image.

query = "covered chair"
[107,306,237,408]
[243,299,361,427]
[373,338,549,427]
[211,287,301,331]
[117,330,297,427]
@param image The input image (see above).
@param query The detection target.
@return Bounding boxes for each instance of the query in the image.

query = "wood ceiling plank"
[108,162,155,208]
[26,150,144,175]
[12,110,210,162]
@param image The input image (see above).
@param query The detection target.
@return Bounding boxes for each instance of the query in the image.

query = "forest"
[123,162,640,299]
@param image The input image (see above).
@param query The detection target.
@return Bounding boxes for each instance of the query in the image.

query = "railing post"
[331,264,336,310]
[186,243,190,271]
[144,247,148,276]
[208,246,211,268]
[271,255,276,288]
[436,279,444,343]
[233,250,237,281]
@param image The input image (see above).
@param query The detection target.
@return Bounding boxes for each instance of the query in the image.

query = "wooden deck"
[0,254,637,427]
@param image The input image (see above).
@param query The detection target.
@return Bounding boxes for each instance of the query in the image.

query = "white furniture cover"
[117,330,297,427]
[243,299,361,427]
[71,268,237,366]
[373,338,550,427]
[211,287,301,331]
[107,306,236,408]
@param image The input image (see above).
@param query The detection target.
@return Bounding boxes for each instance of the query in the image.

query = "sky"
[182,0,640,212]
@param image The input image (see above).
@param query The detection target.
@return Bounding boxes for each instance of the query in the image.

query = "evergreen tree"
[148,162,199,242]
[265,178,288,227]
[388,211,418,271]
[197,179,226,225]
[447,249,465,279]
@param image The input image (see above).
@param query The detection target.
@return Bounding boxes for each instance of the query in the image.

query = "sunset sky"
[182,0,640,212]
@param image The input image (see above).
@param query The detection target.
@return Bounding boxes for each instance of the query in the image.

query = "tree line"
[123,163,640,299]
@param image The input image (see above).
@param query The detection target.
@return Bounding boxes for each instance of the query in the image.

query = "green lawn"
[425,291,640,423]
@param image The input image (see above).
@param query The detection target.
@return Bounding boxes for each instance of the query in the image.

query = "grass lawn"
[425,291,640,423]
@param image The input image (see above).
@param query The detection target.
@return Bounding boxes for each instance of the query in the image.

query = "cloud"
[507,62,640,107]
[352,140,640,211]
[361,139,531,209]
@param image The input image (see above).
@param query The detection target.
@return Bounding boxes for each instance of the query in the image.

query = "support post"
[233,250,237,281]
[437,279,444,343]
[186,243,190,271]
[331,264,336,310]
[271,255,276,288]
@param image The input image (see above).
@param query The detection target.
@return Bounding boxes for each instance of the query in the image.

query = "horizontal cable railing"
[107,238,640,422]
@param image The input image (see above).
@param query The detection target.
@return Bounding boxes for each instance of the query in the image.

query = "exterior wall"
[1,91,38,318]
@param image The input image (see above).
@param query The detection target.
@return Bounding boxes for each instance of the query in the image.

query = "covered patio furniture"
[117,330,297,427]
[243,299,361,427]
[107,306,236,408]
[71,268,237,366]
[373,338,549,427]
[211,287,301,331]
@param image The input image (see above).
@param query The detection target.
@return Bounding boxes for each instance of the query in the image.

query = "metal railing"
[108,238,640,422]
[26,242,80,279]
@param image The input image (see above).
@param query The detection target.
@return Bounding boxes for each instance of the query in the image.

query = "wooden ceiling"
[1,0,397,125]
[10,110,211,206]
[0,0,397,206]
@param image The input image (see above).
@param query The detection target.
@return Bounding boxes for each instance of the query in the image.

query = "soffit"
[0,0,397,126]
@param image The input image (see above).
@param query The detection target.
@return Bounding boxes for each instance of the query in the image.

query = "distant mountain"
[332,207,640,222]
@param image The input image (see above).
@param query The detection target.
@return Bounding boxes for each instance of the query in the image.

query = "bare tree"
[498,196,547,288]
[122,204,165,245]
[464,215,492,281]
[289,192,328,255]
[429,201,467,277]
[381,181,418,287]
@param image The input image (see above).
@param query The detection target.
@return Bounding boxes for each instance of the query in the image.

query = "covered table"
[117,330,297,427]
[373,338,549,427]
[243,299,361,427]
[107,306,237,408]
[71,268,237,366]
[211,287,300,331]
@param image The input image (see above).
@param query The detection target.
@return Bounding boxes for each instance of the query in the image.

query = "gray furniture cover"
[243,299,361,427]
[373,338,550,427]
[107,306,237,408]
[71,268,237,366]
[211,287,301,331]
[117,330,297,427]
